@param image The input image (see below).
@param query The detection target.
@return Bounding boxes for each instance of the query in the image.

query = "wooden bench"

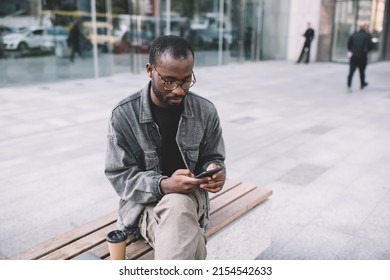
[9,179,272,260]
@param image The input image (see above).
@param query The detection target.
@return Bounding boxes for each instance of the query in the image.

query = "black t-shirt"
[150,100,186,177]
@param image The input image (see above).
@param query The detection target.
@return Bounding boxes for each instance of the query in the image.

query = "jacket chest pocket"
[183,146,199,172]
[177,119,203,172]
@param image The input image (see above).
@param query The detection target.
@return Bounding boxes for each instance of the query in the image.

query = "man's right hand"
[160,169,210,194]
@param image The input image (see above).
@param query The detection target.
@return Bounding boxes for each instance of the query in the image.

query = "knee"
[156,193,197,217]
[163,193,195,210]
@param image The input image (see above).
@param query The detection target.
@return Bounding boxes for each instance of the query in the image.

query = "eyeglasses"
[153,65,196,91]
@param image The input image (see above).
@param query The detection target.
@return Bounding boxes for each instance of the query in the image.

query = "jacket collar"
[139,82,194,123]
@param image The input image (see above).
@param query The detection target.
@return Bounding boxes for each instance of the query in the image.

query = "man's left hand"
[199,163,225,193]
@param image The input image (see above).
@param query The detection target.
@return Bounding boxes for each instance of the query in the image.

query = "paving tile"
[256,222,303,260]
[271,194,328,228]
[229,116,258,124]
[302,125,335,135]
[264,156,303,172]
[334,235,390,260]
[311,185,385,236]
[316,161,366,187]
[363,191,390,230]
[277,163,329,186]
[271,225,353,260]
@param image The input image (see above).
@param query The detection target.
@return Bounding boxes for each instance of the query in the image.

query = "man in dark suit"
[297,22,315,64]
[347,21,374,91]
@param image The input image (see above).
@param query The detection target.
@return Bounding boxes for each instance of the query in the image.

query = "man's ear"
[146,63,153,78]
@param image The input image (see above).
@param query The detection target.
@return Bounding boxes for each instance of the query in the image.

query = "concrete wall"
[316,0,335,61]
[261,0,322,61]
[286,0,322,62]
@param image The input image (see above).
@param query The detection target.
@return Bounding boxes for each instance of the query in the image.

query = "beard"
[151,83,185,108]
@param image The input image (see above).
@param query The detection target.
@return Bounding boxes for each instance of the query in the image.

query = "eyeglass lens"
[153,65,196,90]
[164,79,195,90]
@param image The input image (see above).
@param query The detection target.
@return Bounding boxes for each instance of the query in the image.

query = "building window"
[332,0,386,62]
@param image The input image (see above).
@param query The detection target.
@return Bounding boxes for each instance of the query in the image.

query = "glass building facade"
[0,0,265,85]
[0,0,389,87]
[331,0,388,62]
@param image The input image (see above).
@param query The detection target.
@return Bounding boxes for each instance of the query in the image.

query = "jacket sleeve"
[198,105,226,173]
[104,111,164,204]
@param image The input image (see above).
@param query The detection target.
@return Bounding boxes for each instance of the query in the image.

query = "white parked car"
[2,27,45,55]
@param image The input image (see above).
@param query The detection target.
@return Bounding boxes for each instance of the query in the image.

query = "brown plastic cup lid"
[106,230,127,243]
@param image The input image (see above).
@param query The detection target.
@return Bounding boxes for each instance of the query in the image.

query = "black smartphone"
[195,167,223,178]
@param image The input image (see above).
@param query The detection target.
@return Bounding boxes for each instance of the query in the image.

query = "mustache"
[167,95,184,100]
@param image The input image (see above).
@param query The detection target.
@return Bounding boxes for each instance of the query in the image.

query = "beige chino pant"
[139,189,207,259]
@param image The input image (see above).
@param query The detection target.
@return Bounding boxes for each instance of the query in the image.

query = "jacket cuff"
[157,176,169,196]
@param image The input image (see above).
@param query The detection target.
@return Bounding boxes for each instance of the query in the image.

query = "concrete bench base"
[207,199,272,260]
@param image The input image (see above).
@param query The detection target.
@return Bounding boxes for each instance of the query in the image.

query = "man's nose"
[172,84,186,95]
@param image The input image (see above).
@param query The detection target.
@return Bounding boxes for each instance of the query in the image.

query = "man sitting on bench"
[104,35,226,260]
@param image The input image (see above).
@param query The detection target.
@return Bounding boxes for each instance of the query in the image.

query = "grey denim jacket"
[104,82,226,235]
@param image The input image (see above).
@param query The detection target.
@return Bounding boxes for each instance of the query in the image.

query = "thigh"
[359,57,367,71]
[155,189,205,222]
[349,58,358,73]
[138,189,205,248]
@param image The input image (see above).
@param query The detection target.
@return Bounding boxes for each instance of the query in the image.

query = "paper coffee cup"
[106,230,127,260]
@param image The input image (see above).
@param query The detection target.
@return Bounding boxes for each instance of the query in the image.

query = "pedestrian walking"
[297,22,315,64]
[347,21,374,91]
[68,20,84,62]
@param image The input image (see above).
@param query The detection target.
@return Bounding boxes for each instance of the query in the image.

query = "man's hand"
[199,164,225,193]
[160,169,209,194]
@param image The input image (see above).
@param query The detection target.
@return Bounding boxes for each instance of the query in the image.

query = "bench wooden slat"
[40,223,117,260]
[209,179,241,200]
[125,239,153,260]
[136,249,154,260]
[210,182,256,215]
[206,187,272,237]
[9,211,117,260]
[88,241,111,259]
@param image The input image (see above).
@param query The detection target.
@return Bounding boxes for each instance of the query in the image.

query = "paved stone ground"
[1,60,390,260]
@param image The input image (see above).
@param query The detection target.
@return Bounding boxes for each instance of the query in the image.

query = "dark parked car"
[0,25,14,58]
[187,28,229,50]
[113,30,153,54]
[0,25,13,35]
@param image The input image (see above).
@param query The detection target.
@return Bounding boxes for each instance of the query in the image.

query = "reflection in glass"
[0,0,266,85]
[332,0,385,63]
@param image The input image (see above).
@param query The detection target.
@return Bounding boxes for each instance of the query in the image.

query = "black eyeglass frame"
[152,65,196,91]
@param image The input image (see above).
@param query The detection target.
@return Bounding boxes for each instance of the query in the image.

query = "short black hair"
[149,35,194,66]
